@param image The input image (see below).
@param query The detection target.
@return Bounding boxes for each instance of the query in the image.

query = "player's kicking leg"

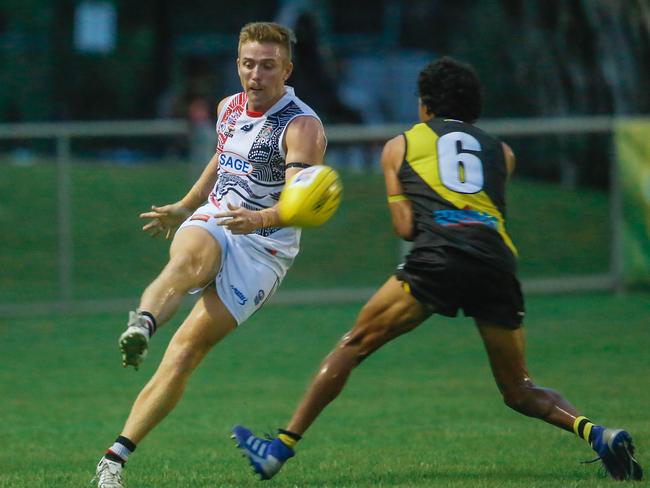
[477,321,642,481]
[119,227,222,370]
[94,289,237,487]
[232,276,429,479]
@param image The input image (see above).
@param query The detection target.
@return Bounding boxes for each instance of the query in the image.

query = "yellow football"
[278,165,343,227]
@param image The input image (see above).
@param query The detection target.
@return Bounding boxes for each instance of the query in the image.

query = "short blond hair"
[238,22,296,61]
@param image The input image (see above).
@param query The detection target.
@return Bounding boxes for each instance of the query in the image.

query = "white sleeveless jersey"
[210,86,322,273]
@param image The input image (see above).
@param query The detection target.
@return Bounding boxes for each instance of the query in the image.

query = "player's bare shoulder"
[284,116,326,160]
[381,134,406,172]
[501,141,516,177]
[285,116,326,143]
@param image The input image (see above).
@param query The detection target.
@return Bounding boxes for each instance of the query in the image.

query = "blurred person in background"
[275,1,362,124]
[289,11,362,124]
[92,21,327,488]
[233,56,643,483]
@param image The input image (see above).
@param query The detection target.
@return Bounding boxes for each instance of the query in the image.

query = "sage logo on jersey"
[219,151,253,175]
[230,285,247,305]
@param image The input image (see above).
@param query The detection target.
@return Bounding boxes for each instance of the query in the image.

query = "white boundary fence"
[0,116,638,316]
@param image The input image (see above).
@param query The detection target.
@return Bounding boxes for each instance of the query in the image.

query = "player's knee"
[166,252,193,276]
[501,381,538,416]
[166,251,213,286]
[341,317,391,363]
[503,390,529,414]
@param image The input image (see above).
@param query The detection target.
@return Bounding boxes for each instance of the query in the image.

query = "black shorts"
[395,246,525,329]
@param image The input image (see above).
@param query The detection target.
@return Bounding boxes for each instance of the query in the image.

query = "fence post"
[57,134,73,306]
[609,124,624,295]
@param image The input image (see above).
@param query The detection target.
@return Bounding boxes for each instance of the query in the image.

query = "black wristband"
[286,162,312,170]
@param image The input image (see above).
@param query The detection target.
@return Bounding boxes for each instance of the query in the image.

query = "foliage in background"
[1,0,648,123]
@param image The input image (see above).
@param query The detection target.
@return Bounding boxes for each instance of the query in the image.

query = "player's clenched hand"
[140,203,192,239]
[214,203,264,235]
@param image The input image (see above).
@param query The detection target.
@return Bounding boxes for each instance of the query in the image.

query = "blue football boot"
[231,426,295,480]
[588,427,643,481]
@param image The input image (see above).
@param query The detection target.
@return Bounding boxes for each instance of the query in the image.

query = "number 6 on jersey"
[437,131,484,194]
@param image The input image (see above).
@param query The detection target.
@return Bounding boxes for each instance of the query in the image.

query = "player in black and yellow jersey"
[233,57,643,482]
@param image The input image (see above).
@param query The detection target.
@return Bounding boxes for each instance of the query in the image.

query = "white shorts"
[178,204,284,325]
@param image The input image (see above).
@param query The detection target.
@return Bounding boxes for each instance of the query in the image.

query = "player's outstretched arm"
[139,150,220,239]
[381,135,414,240]
[140,97,231,239]
[139,203,193,239]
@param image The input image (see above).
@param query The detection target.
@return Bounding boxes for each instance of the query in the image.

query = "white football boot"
[92,457,124,488]
[118,311,151,370]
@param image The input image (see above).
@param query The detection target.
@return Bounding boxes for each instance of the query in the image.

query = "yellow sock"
[277,433,298,449]
[573,416,594,443]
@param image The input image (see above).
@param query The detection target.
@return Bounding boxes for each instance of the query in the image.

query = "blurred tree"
[51,0,160,120]
[444,0,650,187]
[0,0,53,121]
[1,0,648,132]
[497,0,650,116]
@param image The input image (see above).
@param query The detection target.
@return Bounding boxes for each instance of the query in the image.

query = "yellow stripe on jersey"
[404,123,517,256]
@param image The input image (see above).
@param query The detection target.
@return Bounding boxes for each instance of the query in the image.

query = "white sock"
[107,441,133,463]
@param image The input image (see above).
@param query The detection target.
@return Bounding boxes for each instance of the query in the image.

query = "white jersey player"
[93,22,327,488]
[178,87,322,322]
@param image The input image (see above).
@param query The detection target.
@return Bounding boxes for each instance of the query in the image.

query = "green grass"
[1,160,609,303]
[0,292,648,487]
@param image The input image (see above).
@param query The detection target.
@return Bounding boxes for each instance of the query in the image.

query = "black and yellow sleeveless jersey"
[399,118,517,272]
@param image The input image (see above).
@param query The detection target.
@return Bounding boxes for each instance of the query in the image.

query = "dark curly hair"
[418,56,483,123]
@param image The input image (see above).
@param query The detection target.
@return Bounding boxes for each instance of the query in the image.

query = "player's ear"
[418,98,434,122]
[283,61,293,81]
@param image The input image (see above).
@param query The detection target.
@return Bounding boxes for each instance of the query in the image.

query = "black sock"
[116,435,136,452]
[104,451,125,465]
[139,310,157,337]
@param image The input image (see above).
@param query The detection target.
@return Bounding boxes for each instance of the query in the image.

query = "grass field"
[1,160,609,304]
[1,292,648,487]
